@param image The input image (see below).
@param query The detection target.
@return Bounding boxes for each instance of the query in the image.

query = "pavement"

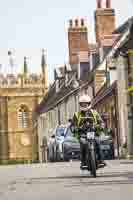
[0,160,133,200]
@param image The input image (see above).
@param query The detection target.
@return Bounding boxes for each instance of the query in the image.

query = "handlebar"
[74,126,96,133]
[80,116,94,125]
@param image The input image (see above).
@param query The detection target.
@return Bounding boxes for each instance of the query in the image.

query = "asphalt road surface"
[0,160,133,200]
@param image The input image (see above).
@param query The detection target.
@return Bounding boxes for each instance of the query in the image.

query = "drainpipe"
[127,53,133,156]
[114,87,120,157]
[58,105,61,125]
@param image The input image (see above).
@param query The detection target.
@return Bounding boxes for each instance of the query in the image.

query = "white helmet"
[79,95,91,111]
[79,95,91,104]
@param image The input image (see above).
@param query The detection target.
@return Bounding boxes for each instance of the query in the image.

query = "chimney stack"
[68,18,88,65]
[95,0,115,43]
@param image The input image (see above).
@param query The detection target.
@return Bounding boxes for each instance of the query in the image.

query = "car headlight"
[58,143,63,152]
[57,138,62,141]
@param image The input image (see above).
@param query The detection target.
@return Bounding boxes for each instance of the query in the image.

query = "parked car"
[47,130,56,162]
[47,125,67,162]
[54,125,68,161]
[48,124,81,162]
[99,134,115,160]
[99,113,115,160]
[62,127,80,161]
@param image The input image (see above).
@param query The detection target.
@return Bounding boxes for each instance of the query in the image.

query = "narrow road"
[0,160,133,200]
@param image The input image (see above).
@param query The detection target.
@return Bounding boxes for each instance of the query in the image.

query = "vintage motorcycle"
[74,116,105,178]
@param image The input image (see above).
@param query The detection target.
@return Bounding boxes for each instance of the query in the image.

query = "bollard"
[41,136,48,163]
[44,145,48,163]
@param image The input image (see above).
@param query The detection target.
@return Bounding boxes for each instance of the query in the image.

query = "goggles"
[79,102,91,107]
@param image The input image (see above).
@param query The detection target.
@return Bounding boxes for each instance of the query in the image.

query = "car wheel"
[47,149,50,162]
[56,151,61,162]
[52,144,56,162]
[64,156,69,162]
[62,148,69,162]
[48,146,55,162]
[47,149,53,162]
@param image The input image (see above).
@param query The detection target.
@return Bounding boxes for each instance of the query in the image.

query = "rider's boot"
[98,160,107,168]
[80,161,88,170]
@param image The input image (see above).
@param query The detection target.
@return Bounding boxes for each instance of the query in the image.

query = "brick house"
[92,17,133,156]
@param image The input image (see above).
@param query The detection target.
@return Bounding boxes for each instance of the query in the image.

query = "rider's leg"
[80,137,87,166]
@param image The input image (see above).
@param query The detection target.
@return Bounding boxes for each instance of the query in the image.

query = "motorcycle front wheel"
[90,145,97,178]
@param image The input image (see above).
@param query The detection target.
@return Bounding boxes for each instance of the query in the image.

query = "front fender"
[87,140,96,151]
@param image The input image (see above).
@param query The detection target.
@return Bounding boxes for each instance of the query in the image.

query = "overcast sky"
[0,0,132,82]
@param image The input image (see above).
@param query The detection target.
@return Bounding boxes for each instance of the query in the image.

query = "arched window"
[18,105,29,129]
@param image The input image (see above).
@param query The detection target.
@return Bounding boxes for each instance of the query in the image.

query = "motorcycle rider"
[70,94,105,169]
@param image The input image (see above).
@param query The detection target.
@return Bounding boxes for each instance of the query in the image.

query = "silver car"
[54,125,68,161]
[62,128,80,161]
[47,125,67,162]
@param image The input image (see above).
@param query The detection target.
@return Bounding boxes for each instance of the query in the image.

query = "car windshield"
[56,127,65,137]
[66,128,73,137]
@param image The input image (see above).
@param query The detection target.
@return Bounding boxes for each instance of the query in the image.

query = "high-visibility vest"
[74,109,98,126]
[74,112,82,126]
[90,109,98,124]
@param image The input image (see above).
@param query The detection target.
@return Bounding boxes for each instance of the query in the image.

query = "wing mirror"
[107,129,113,137]
[68,118,72,123]
[51,134,55,138]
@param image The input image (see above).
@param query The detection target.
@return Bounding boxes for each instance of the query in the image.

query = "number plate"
[87,132,95,139]
[100,145,110,150]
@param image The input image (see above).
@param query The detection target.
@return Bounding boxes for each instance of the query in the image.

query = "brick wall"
[94,70,106,94]
[95,8,116,43]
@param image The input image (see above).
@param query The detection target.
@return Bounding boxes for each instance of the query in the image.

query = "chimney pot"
[69,19,73,27]
[81,19,85,26]
[97,0,102,8]
[75,19,79,27]
[106,0,111,8]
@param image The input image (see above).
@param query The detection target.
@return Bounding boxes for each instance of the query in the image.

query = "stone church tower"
[0,50,48,164]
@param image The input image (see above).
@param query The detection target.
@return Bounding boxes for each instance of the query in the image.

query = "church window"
[18,105,29,129]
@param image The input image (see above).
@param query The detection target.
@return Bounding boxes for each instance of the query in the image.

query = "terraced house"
[37,0,113,161]
[37,0,133,161]
[92,16,133,157]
